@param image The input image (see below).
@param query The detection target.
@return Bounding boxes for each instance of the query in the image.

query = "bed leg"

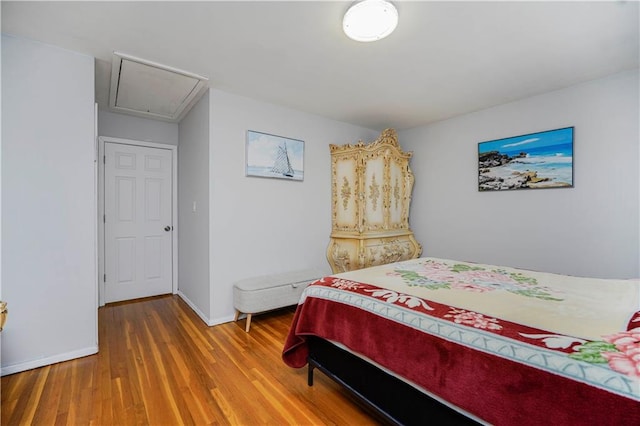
[308,363,315,386]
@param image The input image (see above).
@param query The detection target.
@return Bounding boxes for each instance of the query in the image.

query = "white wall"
[177,91,211,322]
[0,28,3,308]
[98,109,179,145]
[1,35,97,374]
[400,69,639,279]
[207,89,379,323]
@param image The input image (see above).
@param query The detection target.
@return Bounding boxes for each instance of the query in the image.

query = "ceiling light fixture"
[343,0,398,42]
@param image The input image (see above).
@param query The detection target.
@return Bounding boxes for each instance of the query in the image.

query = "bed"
[282,257,640,425]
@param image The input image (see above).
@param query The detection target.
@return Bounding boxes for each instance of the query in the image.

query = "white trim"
[97,136,178,306]
[177,291,235,327]
[0,346,98,377]
[208,314,236,327]
[177,291,211,325]
[93,103,99,346]
[109,52,208,123]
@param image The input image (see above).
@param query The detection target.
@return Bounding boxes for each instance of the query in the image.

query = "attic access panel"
[109,52,208,122]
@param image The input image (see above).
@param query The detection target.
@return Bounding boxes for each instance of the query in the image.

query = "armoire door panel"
[388,158,406,228]
[363,155,385,231]
[332,155,360,231]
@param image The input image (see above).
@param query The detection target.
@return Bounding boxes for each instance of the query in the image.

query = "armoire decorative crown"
[327,128,422,273]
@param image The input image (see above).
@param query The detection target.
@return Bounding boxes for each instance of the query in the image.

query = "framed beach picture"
[246,130,304,181]
[478,127,574,191]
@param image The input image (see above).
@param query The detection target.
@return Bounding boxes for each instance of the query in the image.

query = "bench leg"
[245,313,252,333]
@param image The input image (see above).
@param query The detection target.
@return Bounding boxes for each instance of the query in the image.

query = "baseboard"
[177,291,236,327]
[177,290,213,325]
[1,345,98,376]
[207,314,236,326]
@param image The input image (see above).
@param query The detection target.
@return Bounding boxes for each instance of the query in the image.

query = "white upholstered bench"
[233,268,325,332]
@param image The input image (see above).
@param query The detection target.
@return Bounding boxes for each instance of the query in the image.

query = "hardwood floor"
[1,295,380,425]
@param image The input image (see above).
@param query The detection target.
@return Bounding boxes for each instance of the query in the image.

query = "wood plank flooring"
[1,295,379,425]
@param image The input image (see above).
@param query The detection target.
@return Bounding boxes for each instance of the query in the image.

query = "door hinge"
[104,274,106,282]
[103,155,106,164]
[103,214,106,223]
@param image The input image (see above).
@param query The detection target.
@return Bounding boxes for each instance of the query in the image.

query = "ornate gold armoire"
[327,129,422,273]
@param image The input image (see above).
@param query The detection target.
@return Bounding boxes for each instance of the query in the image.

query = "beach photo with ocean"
[478,127,574,191]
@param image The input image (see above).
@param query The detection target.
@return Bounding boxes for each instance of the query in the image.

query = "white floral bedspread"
[335,257,639,343]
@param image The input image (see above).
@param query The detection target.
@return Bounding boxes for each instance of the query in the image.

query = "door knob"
[164,226,172,232]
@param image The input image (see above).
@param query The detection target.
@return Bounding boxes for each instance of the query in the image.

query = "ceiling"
[2,1,638,131]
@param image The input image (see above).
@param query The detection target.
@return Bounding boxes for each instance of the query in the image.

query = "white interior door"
[104,142,173,303]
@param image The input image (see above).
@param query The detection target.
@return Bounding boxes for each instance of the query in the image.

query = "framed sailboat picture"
[246,130,304,181]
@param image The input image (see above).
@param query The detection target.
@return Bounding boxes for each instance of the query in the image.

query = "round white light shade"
[343,0,398,42]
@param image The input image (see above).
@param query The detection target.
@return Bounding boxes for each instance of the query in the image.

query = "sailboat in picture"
[246,130,303,181]
[272,143,294,178]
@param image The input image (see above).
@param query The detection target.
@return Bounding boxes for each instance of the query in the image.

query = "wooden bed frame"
[306,337,480,426]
